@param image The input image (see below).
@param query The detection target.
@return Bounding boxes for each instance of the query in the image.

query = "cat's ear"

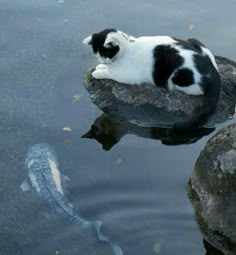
[103,34,120,48]
[82,35,92,45]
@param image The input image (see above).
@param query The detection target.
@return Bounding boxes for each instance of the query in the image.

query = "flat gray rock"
[188,123,236,255]
[85,56,236,127]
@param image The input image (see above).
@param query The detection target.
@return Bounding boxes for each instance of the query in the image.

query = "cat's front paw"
[92,70,110,79]
[96,64,107,70]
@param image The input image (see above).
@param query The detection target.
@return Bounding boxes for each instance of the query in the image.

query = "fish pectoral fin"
[20,179,31,192]
[62,174,70,182]
[61,174,71,194]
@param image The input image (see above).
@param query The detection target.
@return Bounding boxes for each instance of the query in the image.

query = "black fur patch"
[174,38,204,54]
[193,54,220,91]
[153,45,184,86]
[90,28,119,59]
[172,68,194,86]
[174,51,221,130]
[194,54,214,74]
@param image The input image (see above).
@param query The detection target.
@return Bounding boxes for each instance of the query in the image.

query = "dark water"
[1,0,236,254]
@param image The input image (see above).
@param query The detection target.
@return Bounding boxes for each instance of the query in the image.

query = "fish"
[21,143,123,255]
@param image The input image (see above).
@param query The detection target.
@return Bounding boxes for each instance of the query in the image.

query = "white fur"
[88,31,218,96]
[82,35,92,45]
[104,33,121,47]
[96,64,107,70]
[176,84,203,95]
[93,35,176,85]
[201,46,219,71]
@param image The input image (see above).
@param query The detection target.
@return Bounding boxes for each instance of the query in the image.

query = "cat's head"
[82,114,121,151]
[82,28,130,64]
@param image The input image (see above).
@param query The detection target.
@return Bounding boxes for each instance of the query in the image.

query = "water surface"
[1,0,236,254]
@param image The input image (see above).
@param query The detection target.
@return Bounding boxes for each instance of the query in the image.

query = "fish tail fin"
[94,221,123,255]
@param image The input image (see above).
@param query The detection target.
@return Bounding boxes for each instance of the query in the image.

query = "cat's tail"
[173,71,221,131]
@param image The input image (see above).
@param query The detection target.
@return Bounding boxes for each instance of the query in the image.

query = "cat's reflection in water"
[203,239,224,255]
[82,113,214,150]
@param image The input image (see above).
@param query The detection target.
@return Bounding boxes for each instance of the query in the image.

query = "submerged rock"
[188,123,236,255]
[85,56,236,128]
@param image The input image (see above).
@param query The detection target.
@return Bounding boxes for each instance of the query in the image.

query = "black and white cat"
[82,29,221,129]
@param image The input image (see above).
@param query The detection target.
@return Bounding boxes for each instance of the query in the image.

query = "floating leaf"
[63,127,72,132]
[115,158,123,166]
[153,242,161,254]
[42,54,48,59]
[188,24,195,31]
[72,93,82,104]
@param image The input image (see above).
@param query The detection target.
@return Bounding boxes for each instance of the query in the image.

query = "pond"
[1,0,236,254]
